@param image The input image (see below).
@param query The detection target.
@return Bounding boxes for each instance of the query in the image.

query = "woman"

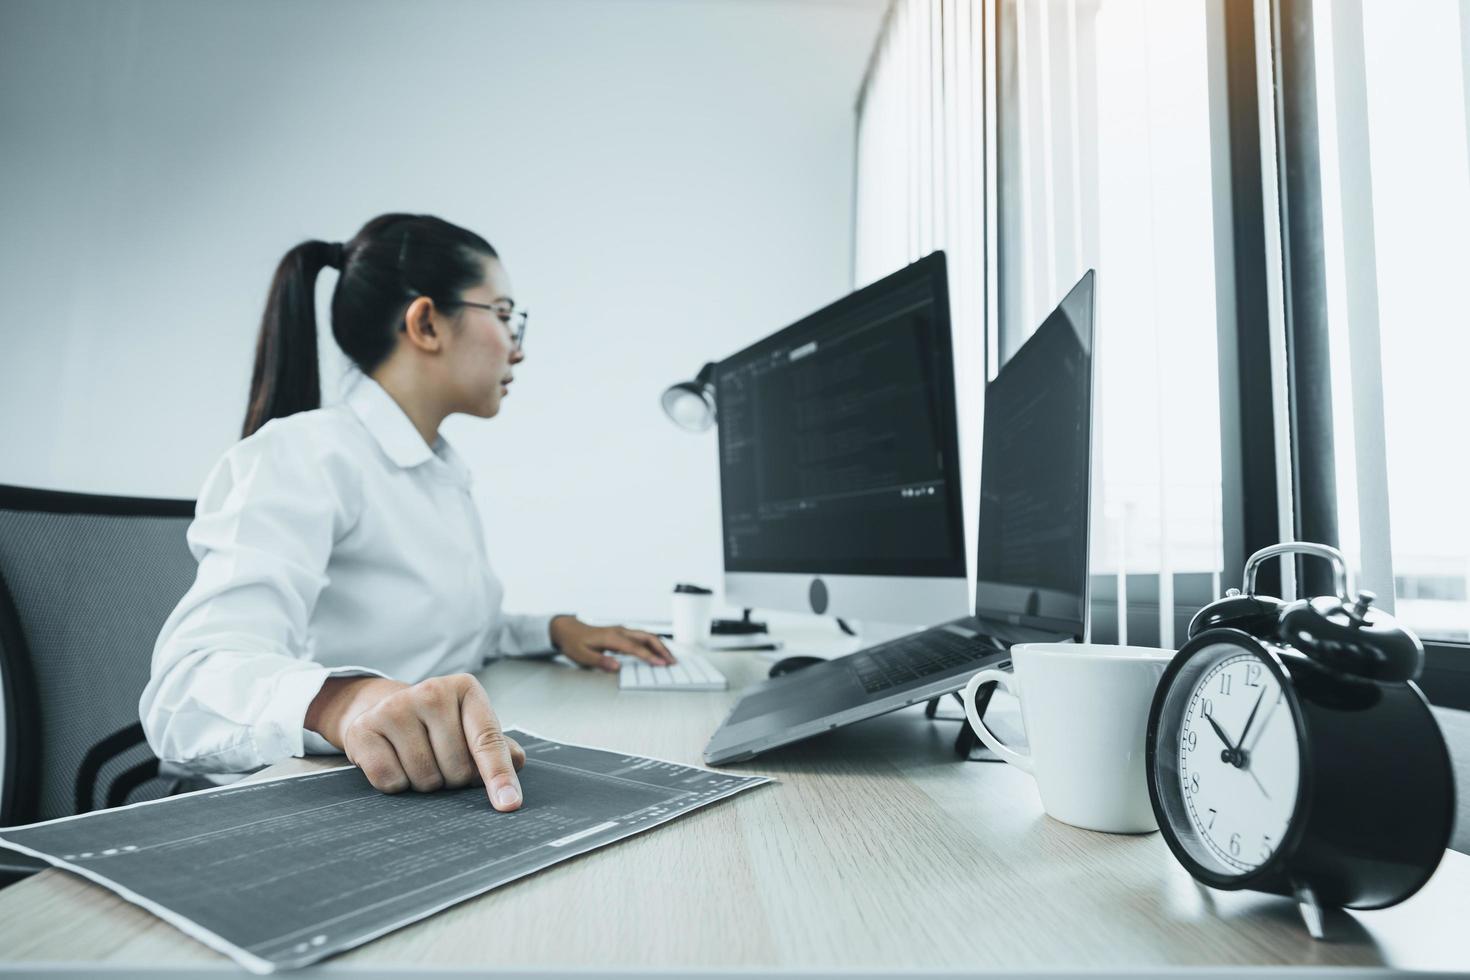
[141,213,673,813]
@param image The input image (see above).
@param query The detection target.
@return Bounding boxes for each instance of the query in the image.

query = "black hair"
[242,213,498,437]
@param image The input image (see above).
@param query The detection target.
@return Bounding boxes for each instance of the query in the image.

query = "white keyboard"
[616,649,728,691]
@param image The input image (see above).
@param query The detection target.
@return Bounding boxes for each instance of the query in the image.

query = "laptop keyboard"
[849,629,999,694]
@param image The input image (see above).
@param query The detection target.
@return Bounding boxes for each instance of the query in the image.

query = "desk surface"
[2,647,1468,974]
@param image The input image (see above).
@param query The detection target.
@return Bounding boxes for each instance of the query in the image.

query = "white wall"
[0,0,885,621]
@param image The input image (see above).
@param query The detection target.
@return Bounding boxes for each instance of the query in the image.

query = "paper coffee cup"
[672,584,713,645]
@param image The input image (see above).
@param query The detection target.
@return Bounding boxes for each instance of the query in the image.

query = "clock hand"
[1246,764,1271,800]
[1234,687,1268,752]
[1203,710,1236,751]
[1245,692,1284,755]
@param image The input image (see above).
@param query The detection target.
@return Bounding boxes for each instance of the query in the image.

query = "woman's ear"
[401,296,442,352]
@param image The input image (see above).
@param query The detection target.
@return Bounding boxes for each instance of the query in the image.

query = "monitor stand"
[711,608,768,635]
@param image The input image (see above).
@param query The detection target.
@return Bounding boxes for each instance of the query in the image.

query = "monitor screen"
[972,270,1095,636]
[715,252,966,582]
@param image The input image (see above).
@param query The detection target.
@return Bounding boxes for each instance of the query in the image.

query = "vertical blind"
[853,0,989,587]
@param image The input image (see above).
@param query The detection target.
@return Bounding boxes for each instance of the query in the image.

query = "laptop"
[704,270,1097,765]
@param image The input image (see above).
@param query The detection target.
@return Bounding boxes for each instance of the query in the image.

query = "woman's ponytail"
[241,215,497,438]
[241,240,341,438]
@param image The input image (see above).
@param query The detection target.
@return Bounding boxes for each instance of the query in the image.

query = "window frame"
[1210,0,1289,600]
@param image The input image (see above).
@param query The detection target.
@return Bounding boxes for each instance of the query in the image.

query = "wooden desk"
[1,649,1467,974]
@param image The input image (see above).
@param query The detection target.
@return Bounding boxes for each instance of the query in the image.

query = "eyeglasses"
[448,300,529,351]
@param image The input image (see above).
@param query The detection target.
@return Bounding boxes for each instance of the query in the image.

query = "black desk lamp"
[659,361,764,635]
[659,362,717,432]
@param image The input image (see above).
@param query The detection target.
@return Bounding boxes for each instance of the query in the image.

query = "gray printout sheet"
[0,729,771,973]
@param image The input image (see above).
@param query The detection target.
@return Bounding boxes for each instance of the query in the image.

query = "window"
[995,0,1225,646]
[854,0,1469,676]
[1312,0,1470,642]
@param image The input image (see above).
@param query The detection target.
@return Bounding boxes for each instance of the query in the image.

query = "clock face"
[1159,641,1302,879]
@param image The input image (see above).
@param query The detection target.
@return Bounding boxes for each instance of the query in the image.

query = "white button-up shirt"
[140,376,555,774]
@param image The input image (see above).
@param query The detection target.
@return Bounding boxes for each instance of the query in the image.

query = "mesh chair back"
[0,485,196,824]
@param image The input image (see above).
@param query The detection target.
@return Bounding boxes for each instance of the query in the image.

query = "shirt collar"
[345,376,471,487]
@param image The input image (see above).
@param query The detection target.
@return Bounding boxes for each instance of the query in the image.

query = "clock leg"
[1293,881,1326,940]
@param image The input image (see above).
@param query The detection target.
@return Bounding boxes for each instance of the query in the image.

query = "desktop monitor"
[972,269,1095,639]
[714,251,969,626]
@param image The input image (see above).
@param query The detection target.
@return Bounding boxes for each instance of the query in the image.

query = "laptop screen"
[972,270,1095,637]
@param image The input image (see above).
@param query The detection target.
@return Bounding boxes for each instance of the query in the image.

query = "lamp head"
[661,362,717,432]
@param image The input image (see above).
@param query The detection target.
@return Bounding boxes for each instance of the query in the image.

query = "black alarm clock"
[1145,542,1456,939]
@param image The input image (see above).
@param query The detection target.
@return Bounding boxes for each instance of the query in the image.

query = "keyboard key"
[617,650,728,691]
[847,630,995,693]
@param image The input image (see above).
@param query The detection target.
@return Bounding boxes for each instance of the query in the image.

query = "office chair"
[0,484,199,887]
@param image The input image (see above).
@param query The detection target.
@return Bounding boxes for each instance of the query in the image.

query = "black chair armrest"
[73,721,149,814]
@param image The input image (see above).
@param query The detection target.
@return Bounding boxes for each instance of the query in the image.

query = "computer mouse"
[768,655,825,678]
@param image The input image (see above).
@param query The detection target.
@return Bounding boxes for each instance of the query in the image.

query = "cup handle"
[963,668,1032,773]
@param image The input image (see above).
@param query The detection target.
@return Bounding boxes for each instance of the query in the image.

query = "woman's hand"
[550,615,674,671]
[305,673,525,810]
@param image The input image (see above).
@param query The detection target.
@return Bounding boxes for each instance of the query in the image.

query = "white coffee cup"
[671,586,713,645]
[963,643,1173,834]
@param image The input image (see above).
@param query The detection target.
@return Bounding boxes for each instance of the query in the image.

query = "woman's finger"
[506,735,526,771]
[457,679,524,811]
[569,643,620,671]
[348,727,411,794]
[621,628,674,664]
[376,709,446,793]
[414,687,476,793]
[603,630,670,666]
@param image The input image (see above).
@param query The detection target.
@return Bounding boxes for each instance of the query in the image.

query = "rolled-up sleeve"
[496,613,558,658]
[140,421,382,773]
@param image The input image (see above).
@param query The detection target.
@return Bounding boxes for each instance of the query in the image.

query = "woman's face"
[443,256,525,419]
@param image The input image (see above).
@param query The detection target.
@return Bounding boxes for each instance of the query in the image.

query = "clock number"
[1207,808,1218,830]
[1189,772,1200,794]
[1186,729,1198,752]
[1260,835,1272,861]
[1246,663,1263,688]
[1229,833,1241,857]
[1201,698,1214,718]
[1219,673,1233,695]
